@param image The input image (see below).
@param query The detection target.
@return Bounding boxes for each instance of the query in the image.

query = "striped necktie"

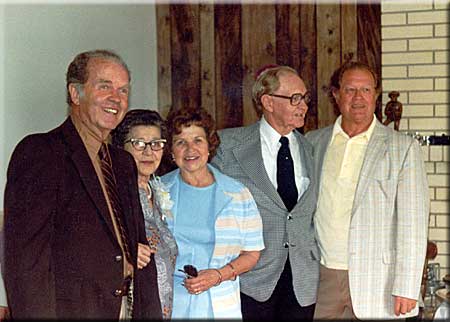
[98,143,132,263]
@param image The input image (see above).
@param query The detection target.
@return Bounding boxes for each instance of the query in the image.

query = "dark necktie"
[277,136,298,212]
[99,143,132,263]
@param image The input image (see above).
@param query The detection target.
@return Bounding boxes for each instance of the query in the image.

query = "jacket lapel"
[314,127,333,191]
[290,132,314,213]
[209,165,233,219]
[232,123,286,210]
[111,149,137,246]
[61,118,117,239]
[352,122,389,214]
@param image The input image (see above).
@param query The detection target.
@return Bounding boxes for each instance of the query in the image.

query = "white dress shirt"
[259,116,310,201]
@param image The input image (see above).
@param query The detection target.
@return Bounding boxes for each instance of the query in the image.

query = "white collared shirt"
[259,116,310,201]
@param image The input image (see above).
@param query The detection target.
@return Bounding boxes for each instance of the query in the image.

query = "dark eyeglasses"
[178,264,198,279]
[268,92,311,106]
[124,138,167,151]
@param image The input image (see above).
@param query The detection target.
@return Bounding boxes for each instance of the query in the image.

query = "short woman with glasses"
[161,107,264,319]
[111,109,178,319]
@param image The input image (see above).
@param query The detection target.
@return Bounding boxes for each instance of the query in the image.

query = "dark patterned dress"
[139,177,178,319]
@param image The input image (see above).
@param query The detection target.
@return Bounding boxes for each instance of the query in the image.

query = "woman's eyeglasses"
[178,264,198,279]
[125,138,166,151]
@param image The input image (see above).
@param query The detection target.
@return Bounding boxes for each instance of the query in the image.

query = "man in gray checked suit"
[212,65,319,321]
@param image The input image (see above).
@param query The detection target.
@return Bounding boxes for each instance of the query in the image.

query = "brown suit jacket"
[3,117,161,319]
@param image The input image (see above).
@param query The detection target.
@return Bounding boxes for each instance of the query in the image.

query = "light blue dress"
[162,165,265,319]
[171,177,217,319]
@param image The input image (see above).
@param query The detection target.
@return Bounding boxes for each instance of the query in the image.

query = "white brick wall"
[382,0,450,277]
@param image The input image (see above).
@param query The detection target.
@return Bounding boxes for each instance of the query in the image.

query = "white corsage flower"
[150,175,174,220]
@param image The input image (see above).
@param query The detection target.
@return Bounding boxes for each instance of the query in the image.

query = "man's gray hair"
[252,65,299,116]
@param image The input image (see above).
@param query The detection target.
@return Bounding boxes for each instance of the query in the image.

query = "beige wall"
[381,0,450,276]
[0,3,158,210]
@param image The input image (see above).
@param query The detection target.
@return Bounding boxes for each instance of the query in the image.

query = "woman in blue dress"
[111,109,178,319]
[162,108,265,319]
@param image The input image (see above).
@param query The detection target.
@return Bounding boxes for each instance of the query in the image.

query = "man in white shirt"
[307,61,429,320]
[212,65,319,321]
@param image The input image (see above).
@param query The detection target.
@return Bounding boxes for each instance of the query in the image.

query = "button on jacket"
[4,118,161,319]
[212,122,320,306]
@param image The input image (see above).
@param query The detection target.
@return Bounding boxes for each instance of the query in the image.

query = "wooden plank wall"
[157,2,381,132]
[358,3,382,121]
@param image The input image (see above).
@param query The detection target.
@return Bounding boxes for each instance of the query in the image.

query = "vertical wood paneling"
[242,4,276,126]
[156,4,171,118]
[316,4,341,128]
[299,4,317,132]
[170,4,200,112]
[275,4,300,70]
[157,3,381,130]
[357,4,381,76]
[288,6,301,71]
[215,5,242,130]
[341,2,358,63]
[199,4,215,117]
[358,3,382,121]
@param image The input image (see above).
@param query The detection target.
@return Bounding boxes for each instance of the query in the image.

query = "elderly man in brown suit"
[3,50,161,319]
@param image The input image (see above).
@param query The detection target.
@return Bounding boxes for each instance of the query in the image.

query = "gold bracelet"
[227,262,237,281]
[212,269,222,286]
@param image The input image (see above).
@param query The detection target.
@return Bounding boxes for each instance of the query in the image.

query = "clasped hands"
[180,267,222,295]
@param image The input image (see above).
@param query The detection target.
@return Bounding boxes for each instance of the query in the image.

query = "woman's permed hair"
[111,109,167,148]
[165,107,220,160]
[111,108,170,175]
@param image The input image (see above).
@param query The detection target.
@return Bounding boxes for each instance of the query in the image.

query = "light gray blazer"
[211,121,320,306]
[306,120,429,319]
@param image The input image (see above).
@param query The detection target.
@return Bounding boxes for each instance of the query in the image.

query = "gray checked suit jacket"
[211,121,320,306]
